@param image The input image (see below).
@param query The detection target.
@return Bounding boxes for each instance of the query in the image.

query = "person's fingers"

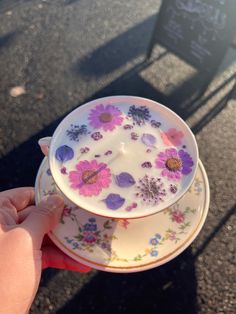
[42,245,91,272]
[0,187,35,212]
[17,206,35,223]
[21,195,64,249]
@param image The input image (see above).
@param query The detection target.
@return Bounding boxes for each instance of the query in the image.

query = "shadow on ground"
[57,249,197,314]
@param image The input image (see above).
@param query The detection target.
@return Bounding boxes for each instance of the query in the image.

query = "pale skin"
[0,187,91,314]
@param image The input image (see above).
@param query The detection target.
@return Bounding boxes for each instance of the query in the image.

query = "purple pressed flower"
[178,149,194,175]
[91,132,103,141]
[80,147,90,154]
[155,148,193,181]
[103,193,125,210]
[115,172,135,187]
[136,175,167,205]
[55,145,74,162]
[128,105,151,126]
[104,150,112,156]
[60,167,67,174]
[88,104,123,131]
[170,184,178,194]
[151,120,161,128]
[66,124,87,141]
[141,133,156,147]
[125,202,137,211]
[131,132,139,140]
[123,124,133,130]
[141,161,152,168]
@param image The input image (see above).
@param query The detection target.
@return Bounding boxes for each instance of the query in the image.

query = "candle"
[48,97,198,218]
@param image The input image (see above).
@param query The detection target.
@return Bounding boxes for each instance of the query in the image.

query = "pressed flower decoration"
[155,148,193,181]
[128,105,151,126]
[115,172,135,188]
[136,175,167,205]
[50,100,197,218]
[150,120,161,128]
[131,132,139,140]
[161,128,184,146]
[141,161,152,168]
[103,193,125,210]
[69,160,111,196]
[88,104,123,131]
[55,145,74,162]
[80,147,90,154]
[66,124,88,142]
[91,131,103,141]
[141,133,156,147]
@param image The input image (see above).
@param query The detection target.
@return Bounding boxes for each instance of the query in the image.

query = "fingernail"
[45,195,64,211]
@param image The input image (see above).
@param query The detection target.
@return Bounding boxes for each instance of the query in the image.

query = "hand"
[0,187,91,314]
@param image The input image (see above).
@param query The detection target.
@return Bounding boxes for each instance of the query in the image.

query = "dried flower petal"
[141,161,152,168]
[123,124,133,130]
[55,145,74,162]
[104,194,125,210]
[60,167,67,174]
[131,132,139,140]
[141,134,156,147]
[104,150,112,156]
[80,147,90,154]
[91,132,103,141]
[151,120,161,128]
[115,172,135,187]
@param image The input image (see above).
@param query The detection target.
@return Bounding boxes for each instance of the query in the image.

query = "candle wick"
[119,142,126,154]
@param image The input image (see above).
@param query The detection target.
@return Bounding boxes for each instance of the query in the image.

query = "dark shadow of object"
[64,0,80,5]
[0,31,18,50]
[0,0,30,13]
[193,204,236,259]
[74,14,156,78]
[56,249,197,314]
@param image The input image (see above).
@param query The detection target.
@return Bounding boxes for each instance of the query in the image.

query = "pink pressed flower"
[171,209,185,224]
[156,148,183,181]
[161,128,184,146]
[69,160,111,196]
[88,104,123,131]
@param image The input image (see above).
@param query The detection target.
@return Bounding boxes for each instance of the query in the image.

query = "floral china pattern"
[37,153,206,267]
[59,195,198,263]
[53,103,195,213]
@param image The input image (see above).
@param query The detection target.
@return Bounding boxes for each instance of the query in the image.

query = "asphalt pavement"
[0,1,235,313]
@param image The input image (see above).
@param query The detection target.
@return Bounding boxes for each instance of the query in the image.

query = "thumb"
[21,194,64,249]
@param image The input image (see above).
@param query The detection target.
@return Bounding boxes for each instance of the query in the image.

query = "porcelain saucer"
[35,158,209,273]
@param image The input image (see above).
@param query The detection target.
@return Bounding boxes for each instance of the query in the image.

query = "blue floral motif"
[84,220,97,232]
[150,250,158,257]
[149,238,159,246]
[155,233,162,240]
